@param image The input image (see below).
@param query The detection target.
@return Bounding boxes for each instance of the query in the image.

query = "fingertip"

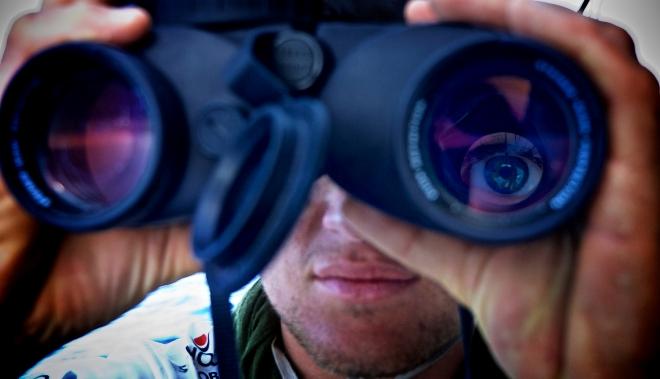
[404,0,440,24]
[343,198,433,272]
[109,6,151,24]
[342,197,379,235]
[106,6,152,44]
[343,201,383,251]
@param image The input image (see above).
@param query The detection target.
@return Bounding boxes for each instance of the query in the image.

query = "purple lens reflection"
[45,80,152,209]
[427,74,571,213]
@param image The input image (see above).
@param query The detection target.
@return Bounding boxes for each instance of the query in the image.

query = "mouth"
[313,262,419,302]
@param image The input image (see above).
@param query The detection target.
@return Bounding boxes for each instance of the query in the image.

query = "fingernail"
[404,0,440,24]
[109,6,149,24]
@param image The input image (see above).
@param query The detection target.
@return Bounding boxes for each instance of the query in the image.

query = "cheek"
[261,195,326,287]
[262,242,308,307]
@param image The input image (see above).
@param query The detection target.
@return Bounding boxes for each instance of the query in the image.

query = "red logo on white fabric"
[193,333,210,351]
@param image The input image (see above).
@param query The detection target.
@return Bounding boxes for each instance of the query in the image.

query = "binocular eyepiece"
[0,22,606,244]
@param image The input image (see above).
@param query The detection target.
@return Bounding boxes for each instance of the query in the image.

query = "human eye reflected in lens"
[460,132,544,211]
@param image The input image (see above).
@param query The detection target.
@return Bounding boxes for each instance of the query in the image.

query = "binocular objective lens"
[44,77,153,210]
[426,73,571,214]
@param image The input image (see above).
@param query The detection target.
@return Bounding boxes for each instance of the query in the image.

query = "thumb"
[86,5,152,45]
[343,195,574,315]
[343,196,482,304]
[5,3,151,60]
[1,4,151,95]
[404,0,441,24]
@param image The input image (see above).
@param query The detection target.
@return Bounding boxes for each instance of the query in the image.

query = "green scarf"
[234,279,282,379]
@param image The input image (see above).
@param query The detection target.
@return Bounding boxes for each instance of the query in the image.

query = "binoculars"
[0,18,605,246]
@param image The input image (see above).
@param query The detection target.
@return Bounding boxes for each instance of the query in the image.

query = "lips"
[313,261,419,301]
[314,262,418,281]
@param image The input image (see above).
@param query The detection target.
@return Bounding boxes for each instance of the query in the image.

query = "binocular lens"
[44,76,153,210]
[0,43,170,229]
[426,68,570,215]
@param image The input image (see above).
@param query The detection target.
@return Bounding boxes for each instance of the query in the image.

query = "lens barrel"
[321,24,606,242]
[0,26,246,230]
[0,44,172,229]
[43,65,153,211]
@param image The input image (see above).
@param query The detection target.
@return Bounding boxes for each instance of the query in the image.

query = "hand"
[344,0,659,378]
[0,1,201,374]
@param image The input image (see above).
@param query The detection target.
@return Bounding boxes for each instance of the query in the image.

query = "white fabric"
[22,273,256,379]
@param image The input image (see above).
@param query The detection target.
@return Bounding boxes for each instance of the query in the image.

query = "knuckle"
[63,1,93,26]
[4,3,100,60]
[609,25,635,47]
[575,19,601,43]
[638,66,660,89]
[566,17,604,51]
[69,3,108,38]
[3,13,43,62]
[600,22,637,55]
[615,67,642,94]
[7,13,37,46]
[638,69,660,105]
[627,66,660,99]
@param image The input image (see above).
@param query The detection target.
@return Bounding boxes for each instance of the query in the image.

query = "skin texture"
[0,0,658,378]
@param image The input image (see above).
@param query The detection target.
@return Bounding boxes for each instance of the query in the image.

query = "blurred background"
[1,0,659,75]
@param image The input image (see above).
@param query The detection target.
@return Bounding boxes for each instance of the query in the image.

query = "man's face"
[262,177,460,378]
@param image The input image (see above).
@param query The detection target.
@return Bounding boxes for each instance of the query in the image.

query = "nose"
[321,184,346,229]
[317,180,407,264]
[320,182,363,242]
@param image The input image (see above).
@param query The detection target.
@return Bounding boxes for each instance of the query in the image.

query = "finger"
[403,0,439,24]
[343,196,567,313]
[406,0,636,57]
[5,3,150,60]
[0,2,150,97]
[566,161,660,376]
[42,0,117,8]
[344,196,479,303]
[42,0,71,6]
[407,0,639,61]
[597,22,638,59]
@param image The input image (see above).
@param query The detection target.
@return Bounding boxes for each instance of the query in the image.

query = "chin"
[282,306,458,377]
[291,323,443,378]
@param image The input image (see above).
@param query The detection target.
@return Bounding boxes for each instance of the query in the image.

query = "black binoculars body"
[0,22,606,244]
